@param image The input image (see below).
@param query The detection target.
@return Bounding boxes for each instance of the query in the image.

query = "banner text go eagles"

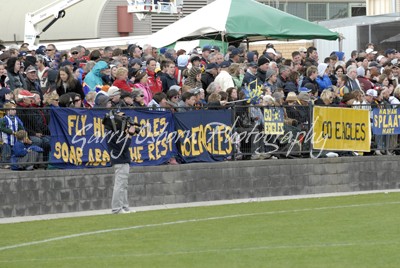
[312,106,371,152]
[49,108,177,168]
[173,110,233,163]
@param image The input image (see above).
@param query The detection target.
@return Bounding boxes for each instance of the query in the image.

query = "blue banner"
[372,108,400,135]
[49,107,177,168]
[173,110,233,163]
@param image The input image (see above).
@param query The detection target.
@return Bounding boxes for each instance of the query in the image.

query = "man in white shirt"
[213,61,234,92]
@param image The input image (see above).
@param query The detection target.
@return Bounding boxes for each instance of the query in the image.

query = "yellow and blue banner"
[49,108,233,168]
[49,108,177,168]
[264,107,284,135]
[312,106,371,151]
[372,108,400,135]
[173,110,233,163]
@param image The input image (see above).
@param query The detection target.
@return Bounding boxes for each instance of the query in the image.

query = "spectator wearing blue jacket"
[11,130,43,171]
[0,102,25,168]
[316,63,332,92]
[83,61,109,94]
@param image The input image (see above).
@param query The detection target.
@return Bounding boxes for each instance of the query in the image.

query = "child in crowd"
[11,130,43,170]
[0,102,25,168]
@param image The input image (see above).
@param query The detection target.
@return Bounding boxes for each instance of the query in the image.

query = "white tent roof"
[144,0,231,48]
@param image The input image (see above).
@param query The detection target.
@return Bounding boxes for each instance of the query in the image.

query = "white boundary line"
[1,189,400,224]
[1,198,400,253]
[2,240,400,263]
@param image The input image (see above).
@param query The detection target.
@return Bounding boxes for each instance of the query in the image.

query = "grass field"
[1,192,400,267]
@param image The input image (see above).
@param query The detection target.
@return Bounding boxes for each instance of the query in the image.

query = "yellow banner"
[312,106,371,151]
[264,107,284,135]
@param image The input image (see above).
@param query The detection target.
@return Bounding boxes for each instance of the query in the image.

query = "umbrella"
[145,0,339,48]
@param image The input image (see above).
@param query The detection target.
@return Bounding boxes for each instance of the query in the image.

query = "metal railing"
[0,103,397,169]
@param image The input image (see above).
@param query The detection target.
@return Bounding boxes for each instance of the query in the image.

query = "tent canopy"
[145,0,339,48]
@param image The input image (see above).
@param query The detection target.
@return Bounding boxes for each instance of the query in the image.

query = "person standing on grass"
[105,113,138,214]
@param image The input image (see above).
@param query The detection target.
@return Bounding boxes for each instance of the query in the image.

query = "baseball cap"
[206,63,219,70]
[366,89,378,97]
[366,48,377,54]
[219,61,231,68]
[266,48,277,56]
[385,48,397,56]
[25,65,37,73]
[298,87,311,93]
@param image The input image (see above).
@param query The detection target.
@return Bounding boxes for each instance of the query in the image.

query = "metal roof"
[317,13,400,29]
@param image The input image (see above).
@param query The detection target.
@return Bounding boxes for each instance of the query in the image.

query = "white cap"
[365,89,378,97]
[266,48,277,56]
[376,55,385,62]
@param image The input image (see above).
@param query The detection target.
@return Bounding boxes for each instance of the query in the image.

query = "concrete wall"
[1,156,400,218]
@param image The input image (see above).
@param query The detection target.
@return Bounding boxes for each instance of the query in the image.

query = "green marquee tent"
[145,0,339,48]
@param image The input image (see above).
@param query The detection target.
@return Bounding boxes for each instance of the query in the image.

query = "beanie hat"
[107,86,121,97]
[189,67,201,78]
[18,90,35,99]
[258,56,270,67]
[247,51,255,63]
[265,69,276,81]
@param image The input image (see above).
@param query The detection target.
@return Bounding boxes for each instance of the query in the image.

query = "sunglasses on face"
[46,49,54,52]
[71,51,79,55]
[74,98,81,102]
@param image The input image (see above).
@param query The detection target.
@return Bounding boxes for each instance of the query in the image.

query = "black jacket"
[107,133,132,166]
[256,69,266,83]
[56,79,84,99]
[159,72,178,93]
[201,72,215,90]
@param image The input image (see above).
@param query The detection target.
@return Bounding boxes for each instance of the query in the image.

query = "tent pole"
[221,31,226,54]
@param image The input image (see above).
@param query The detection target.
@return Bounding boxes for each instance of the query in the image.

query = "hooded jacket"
[83,61,108,92]
[316,63,332,91]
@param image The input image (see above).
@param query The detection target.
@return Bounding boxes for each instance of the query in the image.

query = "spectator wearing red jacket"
[146,58,162,94]
[112,67,133,92]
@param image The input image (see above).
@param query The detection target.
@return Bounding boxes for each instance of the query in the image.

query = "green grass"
[1,193,400,267]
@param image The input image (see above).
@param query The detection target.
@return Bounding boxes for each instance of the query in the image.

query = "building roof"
[317,13,400,29]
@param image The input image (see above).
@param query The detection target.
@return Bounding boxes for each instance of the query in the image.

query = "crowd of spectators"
[0,39,399,168]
